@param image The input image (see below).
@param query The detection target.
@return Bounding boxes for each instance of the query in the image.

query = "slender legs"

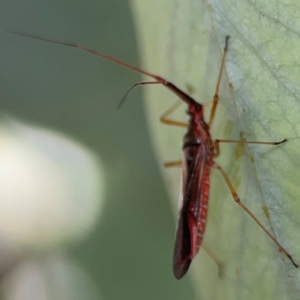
[160,100,188,128]
[214,137,287,157]
[202,243,225,279]
[164,160,182,168]
[213,162,298,268]
[208,36,230,127]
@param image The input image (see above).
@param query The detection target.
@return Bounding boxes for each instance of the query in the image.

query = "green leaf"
[131,0,300,298]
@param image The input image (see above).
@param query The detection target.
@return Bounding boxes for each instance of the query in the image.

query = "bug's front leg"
[164,160,182,168]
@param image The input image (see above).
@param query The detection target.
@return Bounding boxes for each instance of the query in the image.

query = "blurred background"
[0,0,195,299]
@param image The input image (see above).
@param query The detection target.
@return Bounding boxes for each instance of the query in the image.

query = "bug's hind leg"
[202,243,225,279]
[212,162,298,268]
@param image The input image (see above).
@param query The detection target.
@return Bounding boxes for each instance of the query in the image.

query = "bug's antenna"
[117,81,162,109]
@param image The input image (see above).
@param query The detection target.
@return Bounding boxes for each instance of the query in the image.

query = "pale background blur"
[0,0,195,299]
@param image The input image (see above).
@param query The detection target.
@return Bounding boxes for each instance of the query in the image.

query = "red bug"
[14,33,298,279]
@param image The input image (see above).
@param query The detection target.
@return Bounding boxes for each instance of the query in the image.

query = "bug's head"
[187,102,203,116]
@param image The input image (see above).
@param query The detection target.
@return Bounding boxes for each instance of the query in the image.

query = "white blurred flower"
[0,116,103,251]
[2,254,102,300]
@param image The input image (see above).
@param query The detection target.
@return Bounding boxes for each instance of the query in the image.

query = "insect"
[14,33,298,279]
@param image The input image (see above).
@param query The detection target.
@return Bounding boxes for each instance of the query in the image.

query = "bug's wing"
[173,145,207,279]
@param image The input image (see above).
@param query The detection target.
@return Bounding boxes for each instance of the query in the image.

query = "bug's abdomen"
[192,168,210,255]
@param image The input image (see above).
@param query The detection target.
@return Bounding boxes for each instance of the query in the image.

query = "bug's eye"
[195,104,202,111]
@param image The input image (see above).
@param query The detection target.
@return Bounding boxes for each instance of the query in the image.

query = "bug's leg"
[215,138,287,146]
[202,243,225,279]
[214,138,287,158]
[209,36,230,127]
[164,160,182,168]
[161,101,187,167]
[160,100,188,128]
[212,162,298,268]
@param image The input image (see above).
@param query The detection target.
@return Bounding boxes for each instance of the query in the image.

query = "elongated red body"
[12,33,224,280]
[14,33,297,280]
[173,102,215,279]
